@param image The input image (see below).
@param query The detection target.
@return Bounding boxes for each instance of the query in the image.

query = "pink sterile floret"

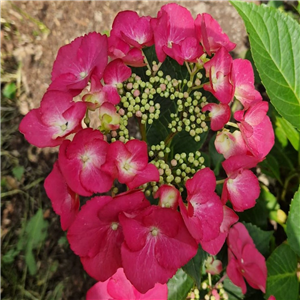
[170,37,204,65]
[195,13,236,56]
[110,11,154,49]
[102,139,159,189]
[58,128,113,197]
[202,103,231,131]
[179,168,223,250]
[226,223,267,294]
[151,3,196,62]
[200,205,238,255]
[221,155,260,212]
[49,32,108,96]
[67,190,150,282]
[44,161,79,231]
[82,75,107,110]
[215,130,249,159]
[102,59,132,105]
[155,184,181,209]
[108,35,146,67]
[86,268,168,300]
[19,90,86,148]
[205,256,222,275]
[203,47,234,104]
[99,102,120,132]
[120,205,198,293]
[234,101,274,161]
[231,59,262,109]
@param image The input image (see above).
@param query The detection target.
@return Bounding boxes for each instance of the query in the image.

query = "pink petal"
[103,59,132,85]
[225,170,260,212]
[202,103,231,131]
[44,162,79,230]
[86,280,111,300]
[195,13,236,56]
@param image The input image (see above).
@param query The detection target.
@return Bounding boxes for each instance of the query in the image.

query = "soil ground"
[1,1,247,299]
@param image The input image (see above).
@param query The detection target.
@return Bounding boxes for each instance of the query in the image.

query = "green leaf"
[182,245,207,289]
[2,82,16,99]
[286,185,300,256]
[209,133,224,176]
[170,129,208,155]
[243,222,273,257]
[258,154,282,184]
[265,243,299,300]
[167,268,194,300]
[276,116,300,151]
[267,1,284,9]
[24,209,49,275]
[2,249,21,264]
[237,197,269,230]
[231,1,300,130]
[12,165,24,181]
[223,277,244,300]
[244,49,261,85]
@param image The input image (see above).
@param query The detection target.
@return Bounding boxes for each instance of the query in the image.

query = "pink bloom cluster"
[18,3,274,298]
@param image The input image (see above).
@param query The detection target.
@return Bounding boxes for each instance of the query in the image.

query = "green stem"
[281,171,299,201]
[216,179,226,185]
[185,61,192,75]
[138,118,147,142]
[164,131,177,147]
[142,50,152,73]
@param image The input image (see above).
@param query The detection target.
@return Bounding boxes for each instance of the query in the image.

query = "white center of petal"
[151,227,159,237]
[79,71,88,79]
[81,154,90,163]
[111,222,119,231]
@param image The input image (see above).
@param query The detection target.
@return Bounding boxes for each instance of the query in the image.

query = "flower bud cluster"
[144,143,205,195]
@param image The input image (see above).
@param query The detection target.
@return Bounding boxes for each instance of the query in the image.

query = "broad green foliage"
[223,277,244,300]
[243,222,273,257]
[265,243,299,300]
[231,1,300,130]
[276,116,300,151]
[286,186,300,256]
[167,268,194,300]
[24,209,49,275]
[182,245,207,289]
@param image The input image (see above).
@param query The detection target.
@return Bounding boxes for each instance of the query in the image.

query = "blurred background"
[1,1,295,299]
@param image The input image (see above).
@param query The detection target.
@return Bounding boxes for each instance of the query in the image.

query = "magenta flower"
[151,3,196,62]
[155,184,180,209]
[179,168,223,249]
[102,59,132,105]
[226,223,267,294]
[235,102,274,161]
[171,37,204,65]
[201,205,238,255]
[195,13,236,56]
[50,32,108,96]
[44,161,79,231]
[203,47,234,104]
[58,128,113,197]
[19,90,86,148]
[99,102,120,132]
[221,155,260,212]
[120,205,198,293]
[102,139,159,189]
[215,130,249,159]
[108,35,146,67]
[86,268,168,300]
[110,11,154,49]
[67,190,150,282]
[202,103,231,131]
[231,58,262,109]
